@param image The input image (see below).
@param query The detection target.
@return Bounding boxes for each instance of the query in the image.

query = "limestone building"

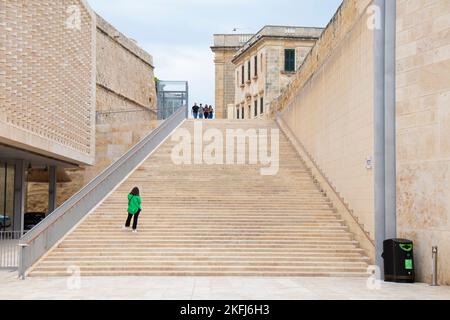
[211,34,253,119]
[231,26,322,119]
[0,1,157,233]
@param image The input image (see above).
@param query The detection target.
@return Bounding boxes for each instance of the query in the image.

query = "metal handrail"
[18,106,187,278]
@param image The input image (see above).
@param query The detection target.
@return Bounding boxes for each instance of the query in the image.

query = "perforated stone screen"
[0,0,96,165]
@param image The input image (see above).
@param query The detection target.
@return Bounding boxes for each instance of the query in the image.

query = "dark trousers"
[125,209,141,230]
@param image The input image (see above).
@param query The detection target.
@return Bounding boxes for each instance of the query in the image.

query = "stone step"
[44,255,369,261]
[28,270,369,277]
[37,260,369,268]
[29,119,370,278]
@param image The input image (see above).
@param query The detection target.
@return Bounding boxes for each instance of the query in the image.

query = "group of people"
[192,103,214,119]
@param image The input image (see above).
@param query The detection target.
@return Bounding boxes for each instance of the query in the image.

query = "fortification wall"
[396,0,450,284]
[276,0,375,244]
[274,0,450,283]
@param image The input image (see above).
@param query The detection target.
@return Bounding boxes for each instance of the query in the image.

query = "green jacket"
[127,194,142,215]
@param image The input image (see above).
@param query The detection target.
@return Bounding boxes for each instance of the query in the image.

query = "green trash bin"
[382,239,415,283]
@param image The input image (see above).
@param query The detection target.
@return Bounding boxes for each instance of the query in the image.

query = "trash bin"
[382,239,415,283]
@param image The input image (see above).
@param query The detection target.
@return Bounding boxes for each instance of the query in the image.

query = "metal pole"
[374,0,386,274]
[384,0,397,240]
[48,166,57,213]
[13,160,26,235]
[431,246,439,286]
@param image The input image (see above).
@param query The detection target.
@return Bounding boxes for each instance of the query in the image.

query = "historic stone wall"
[211,34,252,119]
[0,0,96,165]
[276,0,375,242]
[396,0,450,284]
[273,0,450,284]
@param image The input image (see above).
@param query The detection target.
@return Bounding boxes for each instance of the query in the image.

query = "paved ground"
[0,270,449,300]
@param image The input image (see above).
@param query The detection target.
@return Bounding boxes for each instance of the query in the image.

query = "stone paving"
[1,271,450,300]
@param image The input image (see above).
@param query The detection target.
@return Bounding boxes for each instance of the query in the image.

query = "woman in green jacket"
[123,187,142,233]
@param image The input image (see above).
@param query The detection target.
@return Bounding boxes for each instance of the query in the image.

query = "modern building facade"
[0,0,157,237]
[231,26,323,120]
[0,0,97,234]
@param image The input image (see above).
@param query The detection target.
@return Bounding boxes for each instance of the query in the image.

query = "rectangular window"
[254,100,258,117]
[284,49,296,72]
[254,55,258,77]
[237,108,240,119]
[242,106,245,119]
[241,65,244,85]
[260,96,264,114]
[247,60,251,81]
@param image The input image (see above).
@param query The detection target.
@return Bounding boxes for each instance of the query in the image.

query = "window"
[254,55,258,77]
[242,106,245,119]
[254,100,258,117]
[284,49,296,72]
[260,96,264,114]
[241,65,245,85]
[261,53,263,73]
[237,108,240,119]
[247,60,251,81]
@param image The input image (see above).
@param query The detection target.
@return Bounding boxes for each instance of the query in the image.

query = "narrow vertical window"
[254,55,258,77]
[247,60,251,81]
[254,100,258,117]
[260,96,264,114]
[241,65,244,85]
[242,106,245,119]
[284,49,296,72]
[237,108,240,119]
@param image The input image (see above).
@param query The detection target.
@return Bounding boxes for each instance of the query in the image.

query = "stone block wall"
[396,0,450,284]
[276,0,375,241]
[273,0,450,284]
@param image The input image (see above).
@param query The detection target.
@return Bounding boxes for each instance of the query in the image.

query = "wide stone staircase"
[29,120,369,277]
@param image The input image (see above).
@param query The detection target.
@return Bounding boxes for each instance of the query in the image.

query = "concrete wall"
[0,0,96,165]
[396,0,450,285]
[276,0,375,242]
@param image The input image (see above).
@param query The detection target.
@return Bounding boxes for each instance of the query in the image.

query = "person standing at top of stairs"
[199,104,204,119]
[123,187,142,233]
[204,105,210,119]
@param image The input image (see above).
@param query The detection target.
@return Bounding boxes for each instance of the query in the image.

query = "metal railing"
[1,231,25,269]
[18,106,187,278]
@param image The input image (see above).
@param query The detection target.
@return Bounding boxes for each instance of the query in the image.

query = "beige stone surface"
[396,0,450,285]
[275,0,375,244]
[1,271,450,300]
[0,0,96,165]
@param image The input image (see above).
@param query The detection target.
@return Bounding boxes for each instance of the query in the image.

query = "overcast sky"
[87,0,343,107]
